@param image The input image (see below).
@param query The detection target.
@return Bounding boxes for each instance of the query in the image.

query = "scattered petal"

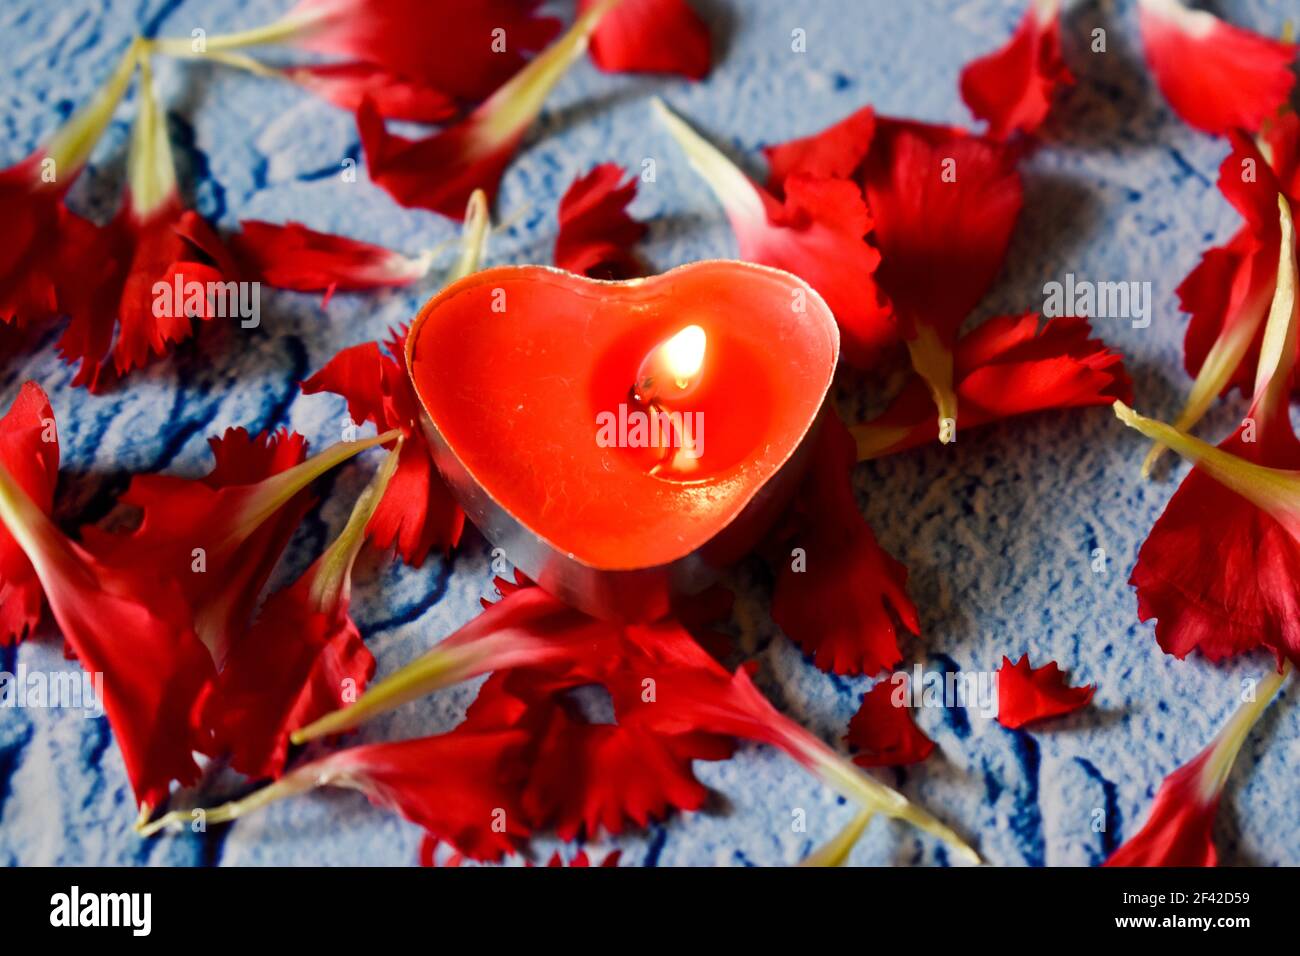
[583,0,711,80]
[290,584,616,744]
[299,194,488,564]
[141,728,536,860]
[772,414,919,676]
[846,678,935,766]
[960,0,1073,139]
[1145,131,1296,475]
[995,655,1093,729]
[204,445,400,778]
[554,163,647,279]
[82,428,393,664]
[762,108,1024,413]
[0,383,59,643]
[1106,663,1290,866]
[55,57,240,391]
[1137,0,1296,135]
[287,62,457,123]
[464,670,730,841]
[1,42,140,329]
[302,332,464,565]
[1118,198,1300,665]
[230,220,434,292]
[863,119,1024,432]
[763,105,877,192]
[654,99,895,367]
[0,442,214,809]
[357,2,615,218]
[853,314,1132,459]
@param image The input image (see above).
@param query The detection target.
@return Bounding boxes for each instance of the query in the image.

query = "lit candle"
[406,260,840,621]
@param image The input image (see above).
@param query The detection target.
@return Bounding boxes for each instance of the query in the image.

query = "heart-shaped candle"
[406,260,840,621]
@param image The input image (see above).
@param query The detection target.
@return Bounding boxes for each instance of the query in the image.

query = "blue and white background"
[1,0,1297,866]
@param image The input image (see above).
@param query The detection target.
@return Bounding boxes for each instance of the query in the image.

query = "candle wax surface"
[408,262,838,570]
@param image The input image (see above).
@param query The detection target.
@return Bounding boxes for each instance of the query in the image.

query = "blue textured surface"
[2,0,1298,866]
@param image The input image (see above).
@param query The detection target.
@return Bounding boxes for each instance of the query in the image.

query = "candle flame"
[662,325,706,389]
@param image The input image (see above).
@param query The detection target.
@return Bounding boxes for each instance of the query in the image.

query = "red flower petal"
[230,220,433,292]
[0,382,59,643]
[539,848,621,867]
[434,610,732,840]
[286,0,561,105]
[1123,199,1300,665]
[0,156,66,328]
[1176,133,1292,410]
[622,656,973,860]
[205,447,401,778]
[1,47,138,329]
[1107,750,1220,866]
[81,427,315,665]
[656,102,895,368]
[772,413,919,676]
[554,163,647,279]
[769,112,1024,345]
[369,434,463,563]
[0,449,215,809]
[294,729,535,860]
[493,684,730,840]
[762,108,1024,409]
[524,718,723,839]
[1106,664,1288,867]
[582,0,711,80]
[194,587,973,860]
[959,0,1073,139]
[1137,0,1296,136]
[1178,232,1270,399]
[418,838,464,867]
[1262,111,1300,200]
[1133,463,1300,663]
[56,201,238,391]
[995,655,1093,729]
[853,314,1132,458]
[302,330,464,563]
[288,62,458,123]
[863,119,1023,370]
[754,174,893,368]
[763,105,877,193]
[205,568,375,779]
[1116,401,1300,665]
[356,6,609,218]
[356,101,510,220]
[291,584,626,745]
[845,678,936,767]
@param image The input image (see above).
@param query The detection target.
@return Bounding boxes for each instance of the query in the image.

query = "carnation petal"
[1137,0,1296,135]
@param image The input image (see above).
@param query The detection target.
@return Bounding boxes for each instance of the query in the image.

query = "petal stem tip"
[799,734,980,864]
[478,0,620,143]
[797,809,874,867]
[451,189,491,282]
[289,641,475,745]
[651,97,766,225]
[310,439,403,613]
[44,37,142,179]
[1203,660,1291,797]
[126,51,178,218]
[221,427,400,555]
[137,768,316,837]
[905,326,958,444]
[149,14,323,58]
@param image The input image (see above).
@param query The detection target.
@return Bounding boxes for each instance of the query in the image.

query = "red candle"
[406,260,840,621]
